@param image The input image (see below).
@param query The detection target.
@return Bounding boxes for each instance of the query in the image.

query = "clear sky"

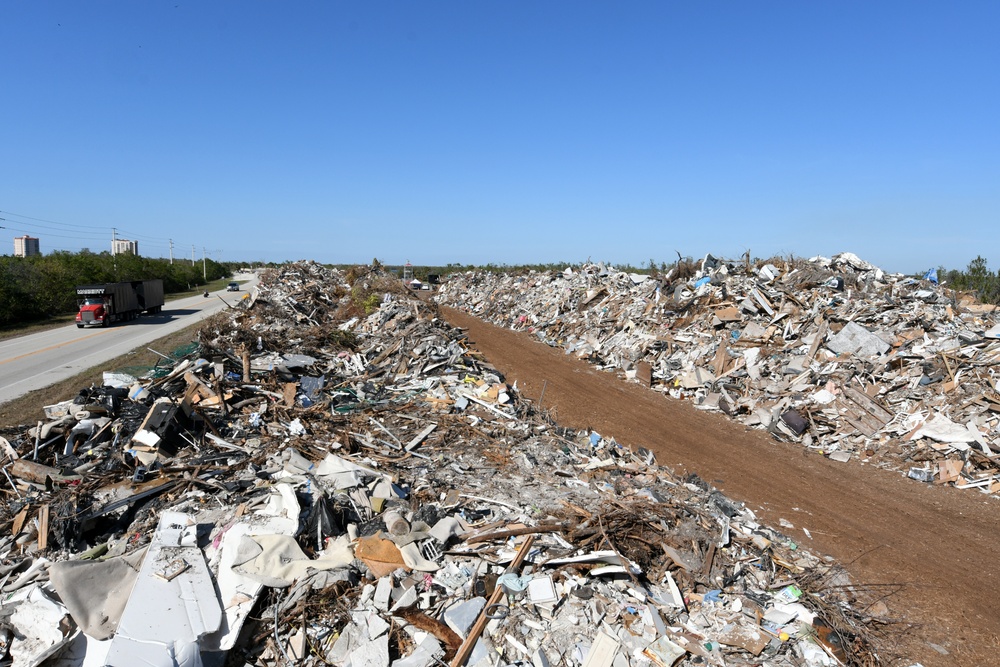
[1,2,997,274]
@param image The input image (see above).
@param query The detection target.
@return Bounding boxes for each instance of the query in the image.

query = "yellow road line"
[0,329,109,366]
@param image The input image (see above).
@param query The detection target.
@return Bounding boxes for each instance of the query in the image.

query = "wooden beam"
[450,535,536,667]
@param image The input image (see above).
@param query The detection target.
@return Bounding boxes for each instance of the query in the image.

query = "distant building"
[13,235,40,257]
[112,238,139,256]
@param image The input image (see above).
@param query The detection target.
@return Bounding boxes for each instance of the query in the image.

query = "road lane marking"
[0,329,110,366]
[0,324,82,352]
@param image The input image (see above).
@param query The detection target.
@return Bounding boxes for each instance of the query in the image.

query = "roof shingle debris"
[435,252,1000,495]
[0,262,894,666]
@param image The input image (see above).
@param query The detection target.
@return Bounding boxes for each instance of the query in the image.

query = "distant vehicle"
[227,282,240,292]
[75,280,164,328]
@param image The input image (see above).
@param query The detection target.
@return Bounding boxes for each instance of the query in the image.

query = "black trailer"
[75,279,165,328]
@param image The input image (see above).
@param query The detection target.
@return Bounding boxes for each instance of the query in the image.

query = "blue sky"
[1,2,997,274]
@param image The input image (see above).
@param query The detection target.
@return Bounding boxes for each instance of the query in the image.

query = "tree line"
[940,256,1000,305]
[0,251,231,327]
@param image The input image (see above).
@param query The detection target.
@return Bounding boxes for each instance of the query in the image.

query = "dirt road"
[438,304,1000,667]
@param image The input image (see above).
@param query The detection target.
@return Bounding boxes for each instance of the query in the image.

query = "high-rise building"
[112,238,139,256]
[13,235,40,257]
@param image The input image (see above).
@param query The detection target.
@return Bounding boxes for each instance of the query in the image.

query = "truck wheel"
[76,324,83,329]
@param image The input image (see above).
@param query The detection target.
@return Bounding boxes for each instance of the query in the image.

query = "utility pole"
[112,228,117,255]
[191,245,195,266]
[202,247,207,280]
[169,239,174,264]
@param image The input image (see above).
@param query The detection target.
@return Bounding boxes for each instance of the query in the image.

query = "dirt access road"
[437,304,1000,667]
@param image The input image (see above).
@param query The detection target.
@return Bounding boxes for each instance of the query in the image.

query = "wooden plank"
[37,505,49,551]
[937,459,964,484]
[712,338,727,378]
[282,382,297,407]
[11,508,27,536]
[841,386,893,423]
[241,347,251,382]
[841,413,879,438]
[838,387,892,438]
[838,400,888,437]
[701,542,716,578]
[713,305,742,322]
[370,338,403,367]
[450,535,536,667]
[636,361,653,388]
[805,319,828,363]
[405,424,438,451]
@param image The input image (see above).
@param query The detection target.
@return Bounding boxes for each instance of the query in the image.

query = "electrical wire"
[0,210,109,231]
[116,228,174,243]
[1,208,198,258]
[0,225,103,242]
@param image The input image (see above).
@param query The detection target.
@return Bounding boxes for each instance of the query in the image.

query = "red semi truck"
[75,280,165,328]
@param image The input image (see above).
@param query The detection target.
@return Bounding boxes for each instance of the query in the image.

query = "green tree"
[966,256,992,294]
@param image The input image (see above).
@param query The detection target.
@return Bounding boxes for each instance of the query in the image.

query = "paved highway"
[0,275,257,405]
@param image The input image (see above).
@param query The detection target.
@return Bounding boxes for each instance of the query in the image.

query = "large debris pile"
[435,253,1000,495]
[0,262,894,666]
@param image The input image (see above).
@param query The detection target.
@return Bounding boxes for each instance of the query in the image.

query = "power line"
[0,209,110,231]
[0,219,111,235]
[0,224,105,242]
[4,220,171,246]
[2,208,199,257]
[2,210,176,245]
[116,228,173,243]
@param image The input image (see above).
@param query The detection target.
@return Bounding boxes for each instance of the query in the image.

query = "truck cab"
[76,296,110,327]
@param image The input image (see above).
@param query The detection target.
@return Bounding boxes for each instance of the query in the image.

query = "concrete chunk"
[827,322,889,357]
[444,596,486,637]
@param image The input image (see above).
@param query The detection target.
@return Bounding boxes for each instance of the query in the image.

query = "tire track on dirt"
[438,304,1000,667]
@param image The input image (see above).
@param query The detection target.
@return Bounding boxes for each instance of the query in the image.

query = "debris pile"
[435,253,1000,495]
[0,262,893,666]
